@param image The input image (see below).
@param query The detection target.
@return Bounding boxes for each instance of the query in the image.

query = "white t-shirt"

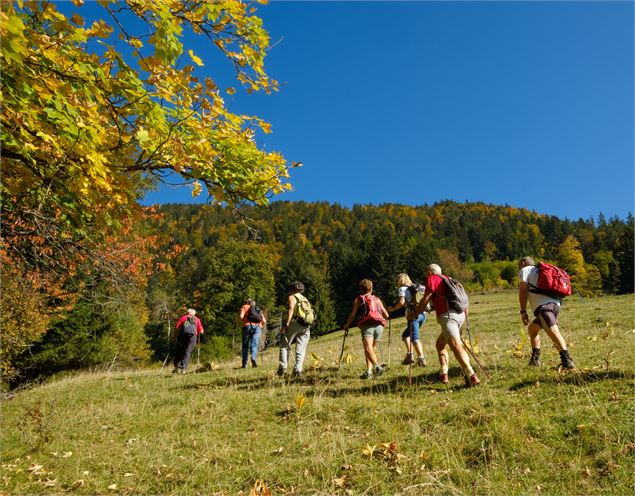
[397,285,413,306]
[519,265,561,313]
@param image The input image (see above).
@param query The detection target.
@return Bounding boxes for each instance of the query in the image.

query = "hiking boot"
[528,348,541,367]
[241,363,247,369]
[439,372,449,384]
[292,370,302,378]
[374,365,384,377]
[276,368,286,376]
[559,350,575,370]
[417,356,427,367]
[360,370,372,379]
[251,359,258,368]
[402,353,414,365]
[465,373,480,387]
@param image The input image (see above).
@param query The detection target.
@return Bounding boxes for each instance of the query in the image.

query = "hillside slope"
[2,291,633,495]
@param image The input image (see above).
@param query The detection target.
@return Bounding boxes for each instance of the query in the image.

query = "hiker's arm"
[518,281,530,325]
[343,299,360,331]
[282,295,295,333]
[197,319,204,334]
[378,298,390,319]
[413,290,432,317]
[387,296,405,313]
[175,315,186,330]
[237,306,246,326]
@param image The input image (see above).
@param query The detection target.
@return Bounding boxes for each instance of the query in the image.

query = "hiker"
[518,256,575,369]
[412,264,480,387]
[238,299,267,368]
[386,273,428,367]
[343,279,390,379]
[173,308,204,374]
[277,281,313,378]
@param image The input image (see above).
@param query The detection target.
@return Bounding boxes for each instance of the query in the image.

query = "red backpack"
[356,294,386,327]
[529,262,572,299]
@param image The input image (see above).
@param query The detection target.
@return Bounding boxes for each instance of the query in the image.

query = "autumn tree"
[1,0,292,380]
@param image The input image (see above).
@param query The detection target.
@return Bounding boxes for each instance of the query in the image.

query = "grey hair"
[427,264,442,275]
[519,256,535,267]
[187,308,196,316]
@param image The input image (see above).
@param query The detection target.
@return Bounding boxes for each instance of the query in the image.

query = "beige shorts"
[436,311,466,341]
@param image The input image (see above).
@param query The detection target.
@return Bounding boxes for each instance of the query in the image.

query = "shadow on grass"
[175,366,478,397]
[509,368,630,390]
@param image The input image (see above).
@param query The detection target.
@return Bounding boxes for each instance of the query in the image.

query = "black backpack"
[182,316,197,335]
[247,305,263,323]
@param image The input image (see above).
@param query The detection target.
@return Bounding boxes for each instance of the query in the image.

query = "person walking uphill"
[343,279,390,379]
[277,281,314,378]
[386,273,428,367]
[173,308,204,374]
[518,256,575,370]
[238,299,267,368]
[412,264,480,387]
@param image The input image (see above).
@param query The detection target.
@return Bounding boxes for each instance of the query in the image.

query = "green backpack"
[294,294,315,326]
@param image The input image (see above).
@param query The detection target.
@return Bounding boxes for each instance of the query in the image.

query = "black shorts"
[532,302,560,328]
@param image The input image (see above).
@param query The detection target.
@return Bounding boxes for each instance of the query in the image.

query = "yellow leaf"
[188,49,204,66]
[226,87,236,95]
[362,444,376,458]
[295,393,306,410]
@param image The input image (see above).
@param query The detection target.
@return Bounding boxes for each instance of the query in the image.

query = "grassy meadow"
[1,290,634,495]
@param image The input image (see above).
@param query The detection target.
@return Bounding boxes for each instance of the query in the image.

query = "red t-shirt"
[425,274,449,315]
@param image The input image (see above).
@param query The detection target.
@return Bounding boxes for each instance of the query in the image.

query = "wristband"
[520,310,527,314]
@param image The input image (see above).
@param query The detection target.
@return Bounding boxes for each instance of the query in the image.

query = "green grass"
[2,291,634,495]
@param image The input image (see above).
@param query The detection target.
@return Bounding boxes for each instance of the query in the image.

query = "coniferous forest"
[5,200,632,387]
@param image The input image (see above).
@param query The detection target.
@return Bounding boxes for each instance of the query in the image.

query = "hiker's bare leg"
[413,340,424,358]
[448,336,472,372]
[363,336,378,367]
[528,322,541,349]
[436,335,448,371]
[541,320,567,352]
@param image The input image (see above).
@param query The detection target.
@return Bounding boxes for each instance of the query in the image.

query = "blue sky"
[94,1,635,220]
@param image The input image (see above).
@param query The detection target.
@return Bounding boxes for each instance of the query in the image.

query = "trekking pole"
[337,328,349,376]
[388,317,392,367]
[408,320,413,386]
[196,333,201,368]
[462,315,489,379]
[160,314,172,371]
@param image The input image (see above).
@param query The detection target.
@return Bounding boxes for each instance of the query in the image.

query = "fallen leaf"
[62,451,73,458]
[249,478,271,496]
[108,483,118,490]
[332,476,349,487]
[73,479,85,487]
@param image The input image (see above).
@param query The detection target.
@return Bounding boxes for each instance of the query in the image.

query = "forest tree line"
[5,200,632,387]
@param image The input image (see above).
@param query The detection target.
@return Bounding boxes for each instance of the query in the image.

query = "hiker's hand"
[520,311,529,326]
